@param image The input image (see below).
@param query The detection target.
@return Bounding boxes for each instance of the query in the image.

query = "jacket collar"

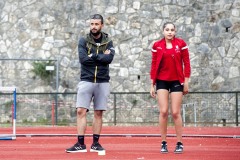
[160,37,176,44]
[87,32,109,45]
[159,37,178,50]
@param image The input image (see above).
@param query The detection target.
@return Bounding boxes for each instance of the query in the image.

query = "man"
[66,14,115,153]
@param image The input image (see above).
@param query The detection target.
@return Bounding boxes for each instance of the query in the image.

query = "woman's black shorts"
[156,80,183,93]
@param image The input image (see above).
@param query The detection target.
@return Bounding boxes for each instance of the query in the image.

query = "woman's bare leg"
[157,89,169,142]
[170,92,183,142]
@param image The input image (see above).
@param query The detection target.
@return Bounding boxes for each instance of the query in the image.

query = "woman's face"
[163,23,176,40]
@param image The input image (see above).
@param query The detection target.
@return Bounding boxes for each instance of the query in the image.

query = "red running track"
[0,126,240,160]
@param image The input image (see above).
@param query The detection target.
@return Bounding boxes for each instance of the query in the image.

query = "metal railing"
[0,92,239,126]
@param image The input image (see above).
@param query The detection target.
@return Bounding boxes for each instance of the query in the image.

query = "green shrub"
[31,61,55,83]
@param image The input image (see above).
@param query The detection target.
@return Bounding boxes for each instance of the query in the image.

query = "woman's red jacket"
[150,37,191,85]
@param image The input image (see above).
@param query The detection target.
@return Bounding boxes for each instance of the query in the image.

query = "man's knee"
[77,108,87,118]
[94,110,103,118]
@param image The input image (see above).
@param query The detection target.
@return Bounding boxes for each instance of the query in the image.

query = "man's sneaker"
[65,142,87,153]
[160,141,168,153]
[174,142,183,154]
[90,142,105,152]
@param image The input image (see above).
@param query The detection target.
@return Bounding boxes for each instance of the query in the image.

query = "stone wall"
[0,0,240,92]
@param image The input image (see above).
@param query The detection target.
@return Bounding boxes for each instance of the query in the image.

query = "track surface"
[1,126,240,160]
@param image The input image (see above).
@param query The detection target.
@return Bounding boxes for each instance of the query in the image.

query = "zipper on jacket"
[94,46,99,83]
[172,54,183,85]
[92,41,109,83]
[172,54,179,79]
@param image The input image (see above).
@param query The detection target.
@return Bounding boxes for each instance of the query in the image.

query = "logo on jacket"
[175,45,180,53]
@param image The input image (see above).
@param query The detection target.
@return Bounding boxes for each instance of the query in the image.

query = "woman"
[150,22,191,154]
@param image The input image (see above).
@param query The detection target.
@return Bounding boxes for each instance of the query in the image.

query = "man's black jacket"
[78,32,115,83]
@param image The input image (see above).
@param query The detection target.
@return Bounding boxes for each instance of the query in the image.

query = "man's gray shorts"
[76,81,110,111]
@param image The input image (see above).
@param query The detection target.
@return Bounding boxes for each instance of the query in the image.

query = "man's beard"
[90,29,101,37]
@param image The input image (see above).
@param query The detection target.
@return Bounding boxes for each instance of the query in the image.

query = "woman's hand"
[183,81,189,95]
[150,84,156,98]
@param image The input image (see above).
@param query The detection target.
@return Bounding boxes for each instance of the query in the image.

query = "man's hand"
[104,49,111,54]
